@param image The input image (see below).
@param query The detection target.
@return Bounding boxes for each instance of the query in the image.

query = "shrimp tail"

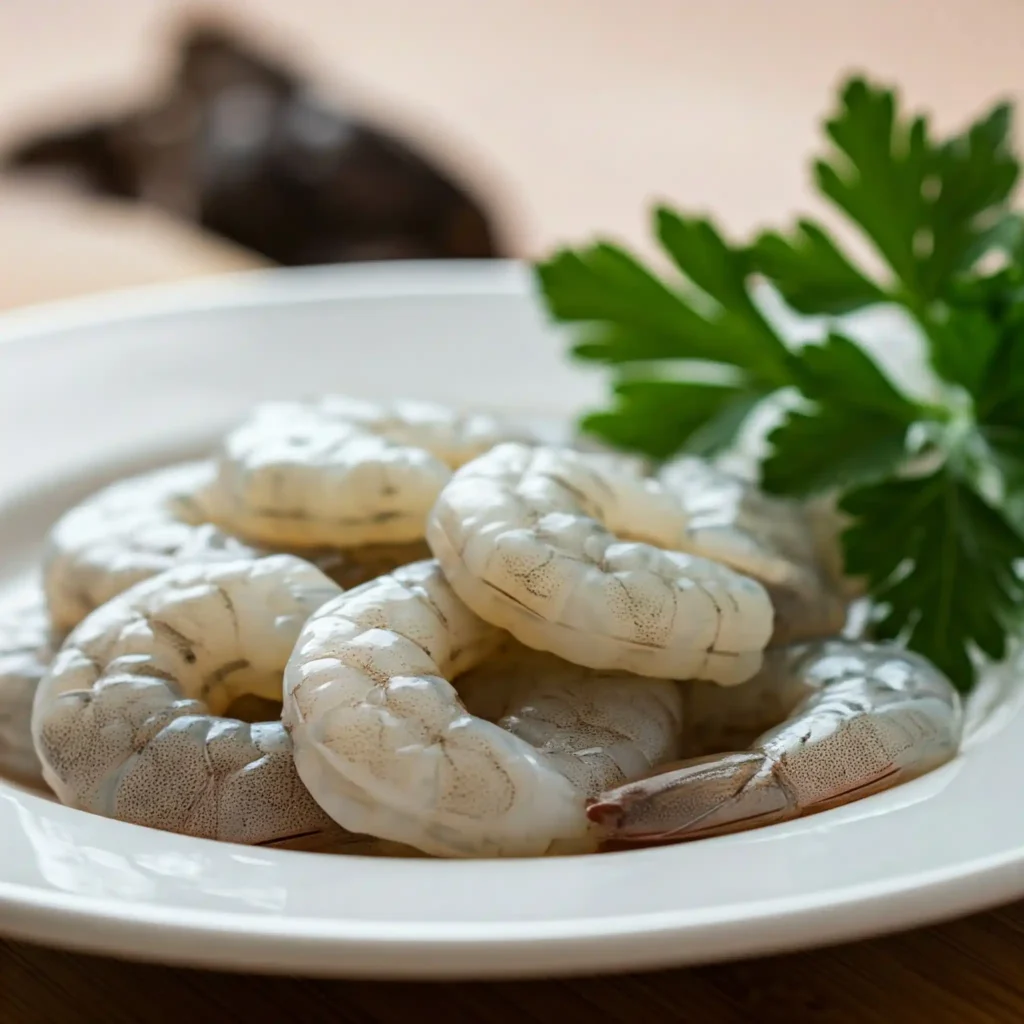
[585,751,797,846]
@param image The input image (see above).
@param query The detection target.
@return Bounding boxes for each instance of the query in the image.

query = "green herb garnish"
[535,76,1024,691]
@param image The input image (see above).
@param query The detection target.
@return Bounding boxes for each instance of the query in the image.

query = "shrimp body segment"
[658,456,848,645]
[587,641,963,844]
[44,461,260,634]
[0,591,54,783]
[33,555,342,844]
[208,397,524,550]
[283,560,592,858]
[457,641,684,798]
[426,443,774,684]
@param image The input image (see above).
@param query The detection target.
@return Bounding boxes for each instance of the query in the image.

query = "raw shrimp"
[457,640,684,797]
[426,443,774,683]
[43,459,424,635]
[0,591,54,784]
[587,640,963,845]
[207,396,526,550]
[677,654,822,758]
[33,554,342,843]
[657,456,848,644]
[43,461,260,634]
[283,559,593,858]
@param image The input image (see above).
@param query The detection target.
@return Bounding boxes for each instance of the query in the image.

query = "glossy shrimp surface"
[33,555,341,843]
[587,640,963,845]
[457,640,684,797]
[208,397,526,550]
[0,590,54,784]
[657,456,848,645]
[43,461,260,634]
[426,443,774,683]
[284,560,593,858]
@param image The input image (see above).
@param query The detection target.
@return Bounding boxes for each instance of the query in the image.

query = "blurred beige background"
[0,0,1021,308]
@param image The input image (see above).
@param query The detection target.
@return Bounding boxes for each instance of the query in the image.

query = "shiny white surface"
[0,261,1022,979]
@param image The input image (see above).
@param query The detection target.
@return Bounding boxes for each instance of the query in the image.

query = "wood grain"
[6,900,1024,1024]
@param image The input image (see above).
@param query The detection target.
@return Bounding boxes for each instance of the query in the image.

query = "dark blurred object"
[2,22,503,264]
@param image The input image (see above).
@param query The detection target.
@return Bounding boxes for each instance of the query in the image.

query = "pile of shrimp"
[0,394,963,858]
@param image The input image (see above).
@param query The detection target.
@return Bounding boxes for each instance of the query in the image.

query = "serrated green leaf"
[761,406,909,496]
[535,245,701,337]
[749,220,886,315]
[654,208,790,385]
[536,239,787,376]
[569,325,697,365]
[927,102,1020,289]
[681,390,767,457]
[927,306,1002,399]
[840,469,1024,690]
[760,334,920,495]
[579,380,759,460]
[814,77,1018,307]
[787,333,922,421]
[815,78,931,292]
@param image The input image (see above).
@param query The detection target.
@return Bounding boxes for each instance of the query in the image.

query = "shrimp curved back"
[284,560,590,858]
[207,397,528,549]
[658,456,848,644]
[33,555,341,844]
[44,462,260,633]
[457,641,684,797]
[427,443,774,683]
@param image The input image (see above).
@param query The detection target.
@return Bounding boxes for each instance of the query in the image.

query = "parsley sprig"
[535,76,1024,691]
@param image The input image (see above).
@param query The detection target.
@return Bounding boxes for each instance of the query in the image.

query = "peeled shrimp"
[43,461,260,634]
[0,591,54,783]
[426,443,774,683]
[33,554,342,843]
[457,640,684,797]
[43,459,424,635]
[206,397,526,550]
[677,656,823,758]
[587,640,963,845]
[657,456,848,644]
[284,559,594,858]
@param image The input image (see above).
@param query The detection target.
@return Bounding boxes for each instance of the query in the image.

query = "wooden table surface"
[2,2,1024,1020]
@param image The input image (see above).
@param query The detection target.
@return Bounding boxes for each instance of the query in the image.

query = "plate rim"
[0,841,1021,978]
[0,260,533,344]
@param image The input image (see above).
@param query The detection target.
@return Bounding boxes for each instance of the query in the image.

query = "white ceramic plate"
[1,260,1023,980]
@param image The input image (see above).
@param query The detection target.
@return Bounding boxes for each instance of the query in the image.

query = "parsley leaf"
[653,209,791,385]
[841,468,1024,690]
[761,334,921,495]
[815,78,1018,303]
[536,243,715,363]
[787,333,923,419]
[535,209,797,458]
[537,212,792,386]
[581,380,763,460]
[749,79,1019,398]
[750,220,886,315]
[534,72,1024,691]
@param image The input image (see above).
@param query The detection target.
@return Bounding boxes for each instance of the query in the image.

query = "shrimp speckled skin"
[426,443,774,684]
[283,560,591,858]
[0,591,54,784]
[207,397,526,550]
[43,462,260,634]
[677,654,822,758]
[587,641,963,845]
[33,555,342,844]
[658,456,848,645]
[457,641,684,797]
